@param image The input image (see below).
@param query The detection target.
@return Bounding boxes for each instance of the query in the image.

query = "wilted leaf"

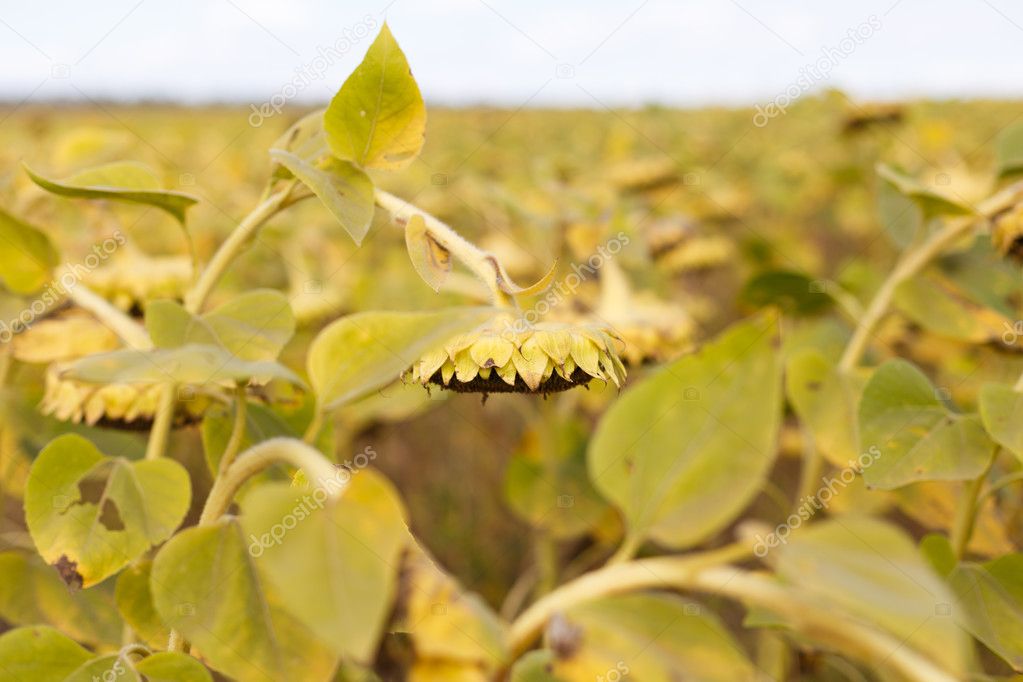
[0,626,92,682]
[775,517,968,675]
[405,214,452,292]
[858,359,993,489]
[324,24,426,170]
[551,593,756,681]
[241,469,408,661]
[979,382,1023,463]
[307,307,496,411]
[948,553,1023,671]
[393,544,507,671]
[0,206,60,294]
[876,164,974,219]
[25,162,199,224]
[588,313,781,550]
[25,434,191,587]
[62,343,304,388]
[150,517,338,682]
[786,349,864,467]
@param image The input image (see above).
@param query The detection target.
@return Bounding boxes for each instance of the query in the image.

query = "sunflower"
[86,251,192,314]
[41,363,207,429]
[406,314,626,395]
[10,311,120,364]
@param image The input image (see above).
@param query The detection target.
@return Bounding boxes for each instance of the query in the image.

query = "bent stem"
[168,437,340,652]
[374,189,516,308]
[184,181,302,314]
[837,219,974,373]
[507,550,955,682]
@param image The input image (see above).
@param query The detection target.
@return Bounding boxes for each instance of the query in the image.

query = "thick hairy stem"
[374,189,516,307]
[197,437,340,526]
[508,555,956,682]
[67,282,151,350]
[184,183,300,314]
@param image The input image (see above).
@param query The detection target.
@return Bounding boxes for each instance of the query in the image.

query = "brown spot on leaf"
[547,613,583,659]
[54,555,83,590]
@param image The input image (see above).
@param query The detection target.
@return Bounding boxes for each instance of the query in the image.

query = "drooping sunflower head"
[41,363,207,429]
[603,294,696,366]
[86,252,192,314]
[406,314,626,395]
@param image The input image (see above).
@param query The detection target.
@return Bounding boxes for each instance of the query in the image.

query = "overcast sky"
[1,0,1022,108]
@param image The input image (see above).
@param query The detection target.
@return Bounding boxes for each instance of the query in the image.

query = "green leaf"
[588,312,781,550]
[894,270,1010,343]
[271,109,328,171]
[0,626,92,682]
[919,533,956,578]
[876,164,974,219]
[270,150,374,245]
[146,290,296,362]
[307,307,496,412]
[201,400,296,474]
[25,434,190,587]
[504,419,609,539]
[114,560,169,648]
[738,270,833,316]
[0,551,122,648]
[150,517,338,682]
[61,343,304,388]
[25,162,199,224]
[241,469,408,661]
[996,121,1023,178]
[553,593,756,681]
[0,206,60,294]
[877,172,923,247]
[785,349,863,467]
[509,651,559,682]
[64,656,141,682]
[405,214,452,292]
[776,517,968,675]
[324,23,426,170]
[858,359,994,490]
[979,382,1023,464]
[948,554,1023,671]
[135,652,213,682]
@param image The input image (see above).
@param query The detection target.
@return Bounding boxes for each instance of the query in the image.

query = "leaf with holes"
[24,434,191,587]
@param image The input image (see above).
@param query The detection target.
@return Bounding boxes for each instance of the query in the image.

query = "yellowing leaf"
[405,214,452,292]
[24,434,191,587]
[324,24,426,170]
[0,206,60,294]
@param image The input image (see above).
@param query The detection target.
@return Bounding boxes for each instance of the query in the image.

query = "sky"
[1,0,1023,108]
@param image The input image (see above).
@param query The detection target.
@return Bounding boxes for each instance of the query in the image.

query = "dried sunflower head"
[602,294,696,366]
[406,314,626,395]
[11,311,119,364]
[86,252,192,314]
[992,203,1023,263]
[41,363,207,429]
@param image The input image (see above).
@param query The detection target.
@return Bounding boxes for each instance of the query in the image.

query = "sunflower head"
[607,295,696,366]
[406,314,626,395]
[86,252,192,314]
[11,312,119,364]
[992,203,1023,263]
[41,363,207,429]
